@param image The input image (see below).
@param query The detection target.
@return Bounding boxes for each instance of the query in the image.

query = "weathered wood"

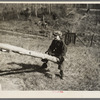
[90,34,94,47]
[76,35,86,46]
[0,43,59,63]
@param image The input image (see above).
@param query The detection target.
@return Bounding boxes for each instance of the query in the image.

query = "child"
[41,31,67,79]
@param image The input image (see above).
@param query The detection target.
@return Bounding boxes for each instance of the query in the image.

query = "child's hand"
[58,56,64,64]
[57,58,60,64]
[41,58,48,63]
[45,51,48,54]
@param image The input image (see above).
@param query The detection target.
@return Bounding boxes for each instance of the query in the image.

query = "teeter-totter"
[0,43,59,63]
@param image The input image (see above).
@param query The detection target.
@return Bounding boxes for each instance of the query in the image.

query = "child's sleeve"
[45,40,54,54]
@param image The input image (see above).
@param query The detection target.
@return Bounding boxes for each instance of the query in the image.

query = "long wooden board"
[0,43,59,63]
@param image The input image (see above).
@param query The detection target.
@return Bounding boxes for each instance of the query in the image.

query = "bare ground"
[0,33,100,91]
[0,9,100,91]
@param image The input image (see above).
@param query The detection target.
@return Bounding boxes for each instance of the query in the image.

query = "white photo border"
[0,0,100,98]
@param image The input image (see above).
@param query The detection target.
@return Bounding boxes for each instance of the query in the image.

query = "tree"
[34,4,38,17]
[2,5,7,21]
[48,4,52,14]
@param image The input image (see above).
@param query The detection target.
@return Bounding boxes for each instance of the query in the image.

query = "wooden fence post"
[90,34,94,47]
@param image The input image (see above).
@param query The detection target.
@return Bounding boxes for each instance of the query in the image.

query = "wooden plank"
[0,43,59,63]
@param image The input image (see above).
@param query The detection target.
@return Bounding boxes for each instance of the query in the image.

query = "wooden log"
[0,43,59,63]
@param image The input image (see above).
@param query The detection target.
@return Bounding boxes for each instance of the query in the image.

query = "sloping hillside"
[0,5,100,91]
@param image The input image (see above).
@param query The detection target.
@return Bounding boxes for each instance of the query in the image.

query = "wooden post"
[76,35,86,46]
[90,34,94,47]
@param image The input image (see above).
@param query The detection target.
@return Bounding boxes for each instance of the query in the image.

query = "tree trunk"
[0,43,59,63]
[48,4,51,14]
[90,34,94,47]
[17,10,20,19]
[35,4,38,17]
[16,4,20,20]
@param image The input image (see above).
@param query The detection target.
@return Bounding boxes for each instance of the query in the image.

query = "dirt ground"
[0,9,100,91]
[0,32,100,91]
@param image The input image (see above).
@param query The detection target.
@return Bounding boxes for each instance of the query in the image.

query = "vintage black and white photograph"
[0,3,100,92]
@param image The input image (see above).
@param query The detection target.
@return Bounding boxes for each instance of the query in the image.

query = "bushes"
[0,4,68,21]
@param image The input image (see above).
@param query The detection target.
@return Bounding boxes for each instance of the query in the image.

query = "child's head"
[53,31,62,40]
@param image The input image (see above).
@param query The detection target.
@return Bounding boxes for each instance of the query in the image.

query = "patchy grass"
[0,33,100,91]
[0,9,100,90]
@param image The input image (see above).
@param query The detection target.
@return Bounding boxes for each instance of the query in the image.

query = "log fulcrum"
[0,43,59,63]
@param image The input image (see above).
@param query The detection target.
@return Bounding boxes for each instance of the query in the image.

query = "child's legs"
[41,62,48,68]
[58,61,65,78]
[41,60,52,69]
[41,59,48,68]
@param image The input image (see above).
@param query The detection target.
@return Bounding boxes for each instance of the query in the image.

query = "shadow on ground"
[0,62,50,77]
